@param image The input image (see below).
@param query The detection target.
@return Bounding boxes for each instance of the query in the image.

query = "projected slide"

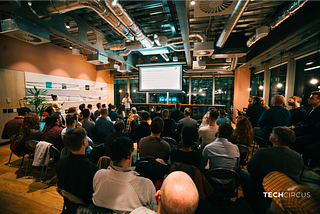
[139,65,182,92]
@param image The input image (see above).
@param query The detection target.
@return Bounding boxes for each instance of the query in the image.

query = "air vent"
[193,42,215,56]
[0,18,50,45]
[194,1,237,17]
[87,52,108,65]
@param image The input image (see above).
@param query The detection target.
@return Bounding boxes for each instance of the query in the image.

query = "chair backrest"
[162,137,177,146]
[205,168,239,183]
[56,188,89,206]
[237,144,250,165]
[26,140,39,153]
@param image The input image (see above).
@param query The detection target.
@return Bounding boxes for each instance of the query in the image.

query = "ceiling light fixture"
[119,89,122,93]
[139,47,169,55]
[276,83,283,88]
[304,65,320,71]
[259,85,264,90]
[69,45,72,49]
[310,78,318,84]
[133,89,136,93]
[190,1,195,5]
[248,88,252,91]
[306,61,314,65]
[66,22,70,29]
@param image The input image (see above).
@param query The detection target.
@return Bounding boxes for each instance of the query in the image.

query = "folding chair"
[56,187,89,213]
[25,140,39,178]
[237,144,250,167]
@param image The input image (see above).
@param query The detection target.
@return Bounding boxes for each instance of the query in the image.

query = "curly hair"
[20,114,40,137]
[234,116,254,146]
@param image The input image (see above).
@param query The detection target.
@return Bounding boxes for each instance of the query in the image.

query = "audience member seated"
[108,105,119,121]
[198,111,209,129]
[126,107,139,133]
[92,137,157,212]
[170,103,184,123]
[288,96,307,126]
[132,111,151,144]
[200,122,240,185]
[263,171,320,214]
[87,104,96,122]
[44,106,55,126]
[161,109,179,142]
[246,127,303,210]
[67,107,77,114]
[117,104,126,119]
[245,96,266,127]
[255,95,290,138]
[151,106,162,120]
[2,107,30,140]
[95,109,115,142]
[198,108,219,149]
[130,171,199,214]
[139,117,171,162]
[43,112,64,151]
[290,91,320,154]
[260,97,270,109]
[61,113,93,156]
[171,126,201,167]
[228,116,254,147]
[216,109,231,125]
[94,103,101,120]
[105,120,131,156]
[81,109,96,141]
[78,103,86,122]
[56,128,98,214]
[177,108,197,134]
[19,114,44,156]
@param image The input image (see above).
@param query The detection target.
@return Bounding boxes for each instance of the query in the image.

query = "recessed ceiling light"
[276,83,283,88]
[310,79,318,84]
[259,85,264,90]
[248,88,252,91]
[306,61,314,65]
[190,1,195,5]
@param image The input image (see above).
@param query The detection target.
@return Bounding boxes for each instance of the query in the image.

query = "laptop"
[39,122,46,131]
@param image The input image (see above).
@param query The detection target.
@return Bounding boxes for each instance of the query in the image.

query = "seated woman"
[20,114,44,155]
[117,105,126,119]
[171,126,202,168]
[228,116,253,147]
[125,107,140,133]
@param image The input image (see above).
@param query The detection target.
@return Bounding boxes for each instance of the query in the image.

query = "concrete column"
[233,67,251,121]
[263,62,271,106]
[212,75,215,105]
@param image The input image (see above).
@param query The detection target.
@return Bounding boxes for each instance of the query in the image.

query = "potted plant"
[21,86,48,119]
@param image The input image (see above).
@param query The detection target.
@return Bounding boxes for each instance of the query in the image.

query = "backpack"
[10,134,25,157]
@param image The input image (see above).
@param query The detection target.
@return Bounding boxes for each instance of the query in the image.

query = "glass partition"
[169,77,189,104]
[130,79,146,103]
[114,79,128,108]
[148,93,167,104]
[191,77,213,104]
[215,77,234,111]
[250,73,264,97]
[269,63,287,104]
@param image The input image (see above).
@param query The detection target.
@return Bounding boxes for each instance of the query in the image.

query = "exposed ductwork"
[216,0,249,48]
[167,33,206,44]
[28,0,134,41]
[104,0,153,49]
[175,0,192,66]
[160,53,170,62]
[247,26,269,47]
[270,0,308,29]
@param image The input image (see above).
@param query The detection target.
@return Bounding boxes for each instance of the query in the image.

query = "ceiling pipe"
[175,0,192,66]
[161,53,170,62]
[119,49,131,56]
[104,0,153,49]
[28,0,134,41]
[216,0,249,48]
[167,33,206,43]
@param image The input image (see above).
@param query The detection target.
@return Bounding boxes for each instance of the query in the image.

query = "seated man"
[161,109,179,142]
[2,107,30,139]
[43,112,64,151]
[81,109,96,141]
[288,95,307,126]
[139,117,171,162]
[130,171,199,214]
[198,108,219,149]
[94,109,115,142]
[170,103,184,123]
[108,105,119,121]
[132,111,151,144]
[177,108,197,134]
[94,103,101,120]
[151,106,162,120]
[87,104,95,122]
[247,127,303,204]
[200,122,240,184]
[216,109,231,125]
[290,91,320,154]
[105,120,131,156]
[245,96,266,127]
[171,126,202,168]
[255,95,291,137]
[56,128,98,214]
[92,137,157,212]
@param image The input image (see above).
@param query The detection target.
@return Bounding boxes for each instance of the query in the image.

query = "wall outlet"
[3,109,7,113]
[6,98,11,103]
[13,109,17,113]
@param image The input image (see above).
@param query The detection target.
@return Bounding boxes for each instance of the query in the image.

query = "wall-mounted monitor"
[139,64,182,92]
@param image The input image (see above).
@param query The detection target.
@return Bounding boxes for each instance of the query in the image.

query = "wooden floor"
[0,143,63,214]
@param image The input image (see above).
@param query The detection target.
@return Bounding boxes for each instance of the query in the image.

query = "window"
[250,73,264,97]
[148,93,167,104]
[215,77,234,110]
[191,77,213,104]
[114,79,127,108]
[130,79,146,103]
[269,64,287,104]
[169,77,189,104]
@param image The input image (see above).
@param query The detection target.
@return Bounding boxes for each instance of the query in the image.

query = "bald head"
[272,95,285,106]
[158,171,199,214]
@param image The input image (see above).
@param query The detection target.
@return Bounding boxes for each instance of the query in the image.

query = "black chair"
[237,144,250,167]
[24,140,39,178]
[135,159,169,182]
[56,187,89,213]
[162,136,178,151]
[205,168,240,199]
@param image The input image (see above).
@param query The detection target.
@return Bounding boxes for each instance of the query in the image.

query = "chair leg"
[40,165,56,186]
[8,151,23,168]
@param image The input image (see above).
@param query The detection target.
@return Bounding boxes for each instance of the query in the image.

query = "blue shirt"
[95,117,115,135]
[108,111,119,121]
[216,117,231,125]
[258,106,291,132]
